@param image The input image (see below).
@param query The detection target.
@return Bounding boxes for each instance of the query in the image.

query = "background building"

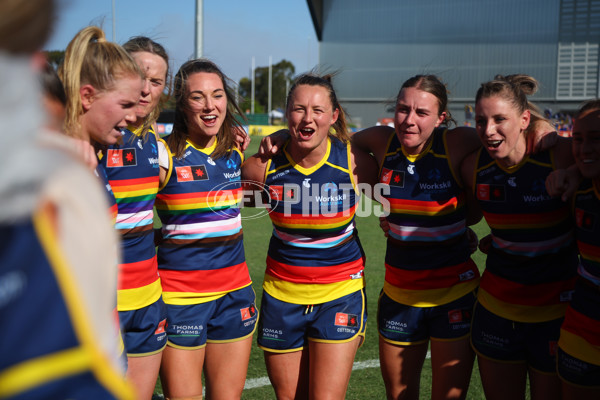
[307,0,600,132]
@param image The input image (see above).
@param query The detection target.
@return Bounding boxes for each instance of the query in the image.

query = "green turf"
[153,138,494,399]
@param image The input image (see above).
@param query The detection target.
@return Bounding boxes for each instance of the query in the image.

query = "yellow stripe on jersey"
[477,288,568,323]
[383,279,478,308]
[558,329,600,367]
[263,273,364,304]
[33,208,134,399]
[117,279,162,311]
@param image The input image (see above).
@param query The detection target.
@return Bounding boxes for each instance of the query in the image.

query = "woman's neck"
[287,137,329,169]
[497,134,528,169]
[188,131,216,149]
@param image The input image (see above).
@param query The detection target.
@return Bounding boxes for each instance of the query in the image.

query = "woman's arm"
[241,153,269,207]
[350,125,393,166]
[460,150,482,226]
[350,145,379,189]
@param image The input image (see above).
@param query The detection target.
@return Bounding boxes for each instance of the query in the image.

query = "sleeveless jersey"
[474,148,578,322]
[100,127,162,311]
[155,138,250,305]
[0,210,133,399]
[558,179,600,366]
[379,128,479,307]
[263,137,365,304]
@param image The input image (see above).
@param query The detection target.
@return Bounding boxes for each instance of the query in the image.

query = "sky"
[45,0,320,83]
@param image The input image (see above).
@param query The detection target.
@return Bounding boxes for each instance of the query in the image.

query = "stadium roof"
[306,0,323,41]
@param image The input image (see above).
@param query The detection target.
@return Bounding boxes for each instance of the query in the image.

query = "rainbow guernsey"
[155,138,250,305]
[380,127,479,307]
[101,127,163,311]
[263,137,365,304]
[474,147,578,322]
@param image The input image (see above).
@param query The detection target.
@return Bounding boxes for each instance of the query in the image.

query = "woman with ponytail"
[97,36,170,399]
[243,73,378,399]
[463,74,578,400]
[155,59,257,400]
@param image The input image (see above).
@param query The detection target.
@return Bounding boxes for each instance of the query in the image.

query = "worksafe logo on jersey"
[176,165,209,182]
[522,179,551,203]
[226,158,237,169]
[106,148,137,167]
[575,208,596,231]
[334,312,358,327]
[427,168,441,181]
[476,183,505,201]
[223,169,241,181]
[380,168,405,187]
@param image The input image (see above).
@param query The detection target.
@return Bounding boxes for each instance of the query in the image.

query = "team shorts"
[257,288,366,352]
[557,278,600,387]
[557,347,600,387]
[119,297,168,356]
[470,301,562,373]
[378,290,475,345]
[165,285,258,349]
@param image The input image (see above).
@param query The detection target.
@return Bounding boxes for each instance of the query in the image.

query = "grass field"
[153,138,494,399]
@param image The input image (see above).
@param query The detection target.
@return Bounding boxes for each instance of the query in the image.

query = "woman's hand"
[258,129,289,157]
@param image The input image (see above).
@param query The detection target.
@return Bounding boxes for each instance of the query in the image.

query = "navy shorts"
[165,285,258,349]
[378,290,476,345]
[471,301,562,373]
[119,297,168,356]
[257,288,366,352]
[557,347,600,387]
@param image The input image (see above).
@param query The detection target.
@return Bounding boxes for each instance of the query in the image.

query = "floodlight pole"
[195,0,203,58]
[112,0,116,41]
[251,56,255,115]
[268,56,272,122]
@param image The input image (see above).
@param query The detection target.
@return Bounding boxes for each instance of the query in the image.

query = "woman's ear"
[435,111,447,127]
[521,109,531,131]
[80,84,96,111]
[331,108,339,126]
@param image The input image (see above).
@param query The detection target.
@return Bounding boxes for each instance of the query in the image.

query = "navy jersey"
[379,128,479,306]
[474,148,578,322]
[0,210,132,399]
[263,137,365,304]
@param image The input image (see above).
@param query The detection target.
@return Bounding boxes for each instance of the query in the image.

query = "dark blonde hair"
[58,26,143,138]
[398,75,456,127]
[476,74,547,130]
[286,73,350,143]
[123,36,170,140]
[168,59,245,159]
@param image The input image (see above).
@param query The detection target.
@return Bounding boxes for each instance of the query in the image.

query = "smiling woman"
[462,74,578,400]
[242,73,379,400]
[153,58,256,400]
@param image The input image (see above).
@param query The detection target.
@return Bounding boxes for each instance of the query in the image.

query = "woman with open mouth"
[154,59,256,400]
[463,74,578,400]
[243,73,379,400]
